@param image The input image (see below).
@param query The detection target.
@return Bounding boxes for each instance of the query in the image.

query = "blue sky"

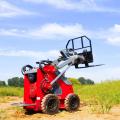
[0,0,120,82]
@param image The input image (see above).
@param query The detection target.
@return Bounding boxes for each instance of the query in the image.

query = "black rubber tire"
[41,94,59,115]
[64,93,80,111]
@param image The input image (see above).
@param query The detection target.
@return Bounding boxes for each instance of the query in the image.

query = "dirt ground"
[0,97,120,120]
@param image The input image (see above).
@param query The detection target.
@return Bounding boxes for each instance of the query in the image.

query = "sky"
[0,0,120,83]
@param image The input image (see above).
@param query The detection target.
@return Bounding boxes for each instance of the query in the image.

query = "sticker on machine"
[36,97,41,100]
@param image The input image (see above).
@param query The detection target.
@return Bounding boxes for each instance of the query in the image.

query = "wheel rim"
[46,98,58,112]
[69,96,79,110]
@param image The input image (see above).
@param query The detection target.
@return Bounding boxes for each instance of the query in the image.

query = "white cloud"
[24,0,120,13]
[0,0,32,17]
[28,23,88,39]
[91,24,120,45]
[0,23,89,39]
[0,49,59,59]
[0,28,26,36]
[1,23,120,46]
[105,24,120,45]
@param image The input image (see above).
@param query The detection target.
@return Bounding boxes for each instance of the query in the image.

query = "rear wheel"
[41,94,59,114]
[65,93,80,111]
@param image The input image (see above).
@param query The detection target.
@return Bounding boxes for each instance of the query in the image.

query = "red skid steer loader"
[13,36,102,114]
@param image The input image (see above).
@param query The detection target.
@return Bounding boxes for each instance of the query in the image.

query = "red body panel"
[23,65,74,111]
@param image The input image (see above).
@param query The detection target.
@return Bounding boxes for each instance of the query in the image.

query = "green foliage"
[72,80,120,113]
[8,77,23,87]
[0,81,6,86]
[0,87,23,97]
[69,78,80,85]
[78,77,94,85]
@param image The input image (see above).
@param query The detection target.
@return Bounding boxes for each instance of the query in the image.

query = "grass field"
[0,87,23,97]
[70,79,120,113]
[0,87,23,103]
[0,80,120,113]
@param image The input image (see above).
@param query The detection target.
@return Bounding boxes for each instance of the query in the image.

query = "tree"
[8,77,23,87]
[19,77,24,87]
[78,77,94,85]
[86,79,94,84]
[78,77,86,84]
[0,81,6,86]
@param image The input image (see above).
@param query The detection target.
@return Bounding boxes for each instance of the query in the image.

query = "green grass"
[0,87,23,97]
[71,79,120,113]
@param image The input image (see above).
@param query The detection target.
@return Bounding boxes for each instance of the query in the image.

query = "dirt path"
[0,97,120,120]
[0,97,22,110]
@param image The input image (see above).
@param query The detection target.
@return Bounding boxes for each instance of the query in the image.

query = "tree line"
[78,77,94,85]
[0,76,94,87]
[69,77,94,85]
[0,77,23,87]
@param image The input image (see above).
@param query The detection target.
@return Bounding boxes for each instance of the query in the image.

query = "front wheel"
[41,94,59,114]
[64,93,80,111]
